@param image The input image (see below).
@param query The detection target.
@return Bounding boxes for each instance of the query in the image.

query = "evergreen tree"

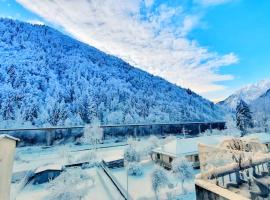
[236,100,253,136]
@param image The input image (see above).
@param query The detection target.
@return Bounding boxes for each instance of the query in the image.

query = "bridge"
[0,121,225,146]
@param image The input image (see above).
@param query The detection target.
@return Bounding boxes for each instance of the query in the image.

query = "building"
[195,138,270,200]
[102,155,124,168]
[244,133,270,151]
[33,164,63,184]
[152,135,231,169]
[0,134,19,200]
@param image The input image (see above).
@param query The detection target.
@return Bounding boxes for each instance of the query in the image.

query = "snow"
[0,134,20,141]
[12,143,126,200]
[111,160,198,199]
[34,164,62,174]
[220,79,270,109]
[12,140,200,200]
[153,135,232,156]
[103,154,123,163]
[0,18,223,129]
[15,167,124,200]
[244,132,270,144]
[13,143,125,173]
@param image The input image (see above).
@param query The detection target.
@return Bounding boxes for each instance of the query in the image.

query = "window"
[169,157,173,163]
[157,153,160,160]
[194,155,199,162]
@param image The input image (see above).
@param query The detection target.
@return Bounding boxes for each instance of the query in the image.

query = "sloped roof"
[0,134,20,141]
[153,135,232,156]
[103,154,124,163]
[35,164,63,174]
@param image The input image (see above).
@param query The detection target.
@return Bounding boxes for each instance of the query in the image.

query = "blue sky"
[1,0,270,102]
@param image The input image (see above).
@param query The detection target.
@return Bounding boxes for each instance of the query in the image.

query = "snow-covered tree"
[124,145,140,163]
[163,135,176,145]
[0,18,225,130]
[146,135,161,159]
[236,100,253,136]
[46,99,68,126]
[81,118,104,150]
[151,166,169,199]
[201,115,241,137]
[171,157,193,194]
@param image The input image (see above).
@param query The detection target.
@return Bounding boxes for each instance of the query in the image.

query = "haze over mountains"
[0,18,224,128]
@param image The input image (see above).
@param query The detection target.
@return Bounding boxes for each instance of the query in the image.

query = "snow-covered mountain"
[218,79,270,110]
[0,18,223,127]
[250,89,270,119]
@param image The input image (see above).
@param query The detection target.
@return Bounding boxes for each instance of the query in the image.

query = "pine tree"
[236,100,253,136]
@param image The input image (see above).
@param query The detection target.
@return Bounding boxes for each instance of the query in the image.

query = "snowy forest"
[0,18,224,128]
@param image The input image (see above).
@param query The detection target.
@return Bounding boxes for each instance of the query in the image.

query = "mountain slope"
[0,18,223,127]
[250,89,270,120]
[218,79,270,110]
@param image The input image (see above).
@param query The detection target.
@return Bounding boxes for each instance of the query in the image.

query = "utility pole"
[126,169,129,200]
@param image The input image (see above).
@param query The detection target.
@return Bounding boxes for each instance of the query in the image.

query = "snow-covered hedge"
[127,162,143,176]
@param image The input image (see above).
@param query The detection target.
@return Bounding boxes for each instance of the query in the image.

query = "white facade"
[0,135,19,200]
[152,135,232,169]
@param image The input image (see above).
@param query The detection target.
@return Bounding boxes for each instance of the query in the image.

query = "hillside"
[0,18,223,127]
[218,79,270,110]
[250,89,270,122]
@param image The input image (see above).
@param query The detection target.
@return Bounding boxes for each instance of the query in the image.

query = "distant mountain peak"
[219,79,270,110]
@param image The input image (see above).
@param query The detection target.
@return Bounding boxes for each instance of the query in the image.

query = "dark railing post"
[46,129,52,146]
[133,126,137,138]
[198,124,201,135]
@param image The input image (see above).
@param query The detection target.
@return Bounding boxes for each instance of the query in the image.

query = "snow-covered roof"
[244,133,270,144]
[35,164,63,174]
[153,135,232,156]
[0,134,20,141]
[103,154,124,163]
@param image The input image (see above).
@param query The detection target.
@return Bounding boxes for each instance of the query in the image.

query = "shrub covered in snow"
[127,162,143,176]
[47,170,91,200]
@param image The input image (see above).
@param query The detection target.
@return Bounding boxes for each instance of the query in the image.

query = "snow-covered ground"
[12,132,270,199]
[111,160,198,200]
[13,142,126,173]
[12,142,198,200]
[12,143,126,200]
[14,167,124,200]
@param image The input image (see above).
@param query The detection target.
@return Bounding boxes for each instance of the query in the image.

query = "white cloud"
[16,0,238,99]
